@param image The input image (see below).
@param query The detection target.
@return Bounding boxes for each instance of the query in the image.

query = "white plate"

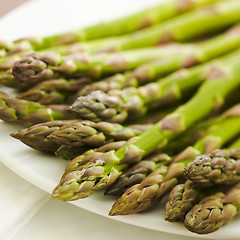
[0,1,239,239]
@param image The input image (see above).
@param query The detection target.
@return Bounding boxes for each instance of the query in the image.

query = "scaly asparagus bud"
[48,121,150,147]
[165,180,211,222]
[52,138,139,200]
[11,120,78,153]
[184,148,240,186]
[76,73,138,97]
[17,78,91,105]
[0,92,74,125]
[184,183,240,234]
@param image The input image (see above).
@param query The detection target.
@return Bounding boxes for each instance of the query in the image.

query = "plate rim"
[0,1,239,239]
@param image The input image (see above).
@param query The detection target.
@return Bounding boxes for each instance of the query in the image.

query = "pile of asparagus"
[2,0,240,235]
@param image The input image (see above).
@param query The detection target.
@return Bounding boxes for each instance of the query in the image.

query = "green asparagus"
[11,119,149,156]
[13,23,240,86]
[184,183,240,234]
[11,45,198,83]
[74,24,240,98]
[35,0,239,55]
[52,57,240,201]
[104,115,227,196]
[0,92,74,125]
[109,112,240,215]
[48,121,150,147]
[2,0,215,53]
[165,180,212,222]
[11,120,78,153]
[184,137,240,186]
[17,78,92,105]
[70,49,240,123]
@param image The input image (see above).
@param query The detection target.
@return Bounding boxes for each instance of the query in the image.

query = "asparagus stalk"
[163,104,240,154]
[109,112,240,215]
[0,92,74,125]
[165,180,212,222]
[11,45,197,83]
[11,119,149,154]
[70,49,240,123]
[13,23,240,85]
[48,121,150,147]
[104,115,223,196]
[0,43,90,70]
[73,24,240,98]
[2,0,214,53]
[52,59,240,201]
[184,183,240,234]
[17,78,92,105]
[184,136,240,186]
[104,114,230,196]
[55,0,240,54]
[0,44,95,89]
[55,109,183,189]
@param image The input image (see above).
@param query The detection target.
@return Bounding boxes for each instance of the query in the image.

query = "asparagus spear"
[70,49,240,123]
[73,23,240,98]
[184,138,240,186]
[13,23,240,85]
[17,78,92,105]
[48,121,150,147]
[184,182,240,234]
[52,58,240,201]
[0,92,74,125]
[165,180,212,222]
[2,0,214,53]
[55,110,176,159]
[0,42,90,70]
[10,120,78,153]
[11,45,198,83]
[104,113,229,196]
[109,112,240,215]
[0,44,94,89]
[50,0,240,54]
[11,119,149,155]
[55,108,191,191]
[167,137,240,223]
[104,114,228,196]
